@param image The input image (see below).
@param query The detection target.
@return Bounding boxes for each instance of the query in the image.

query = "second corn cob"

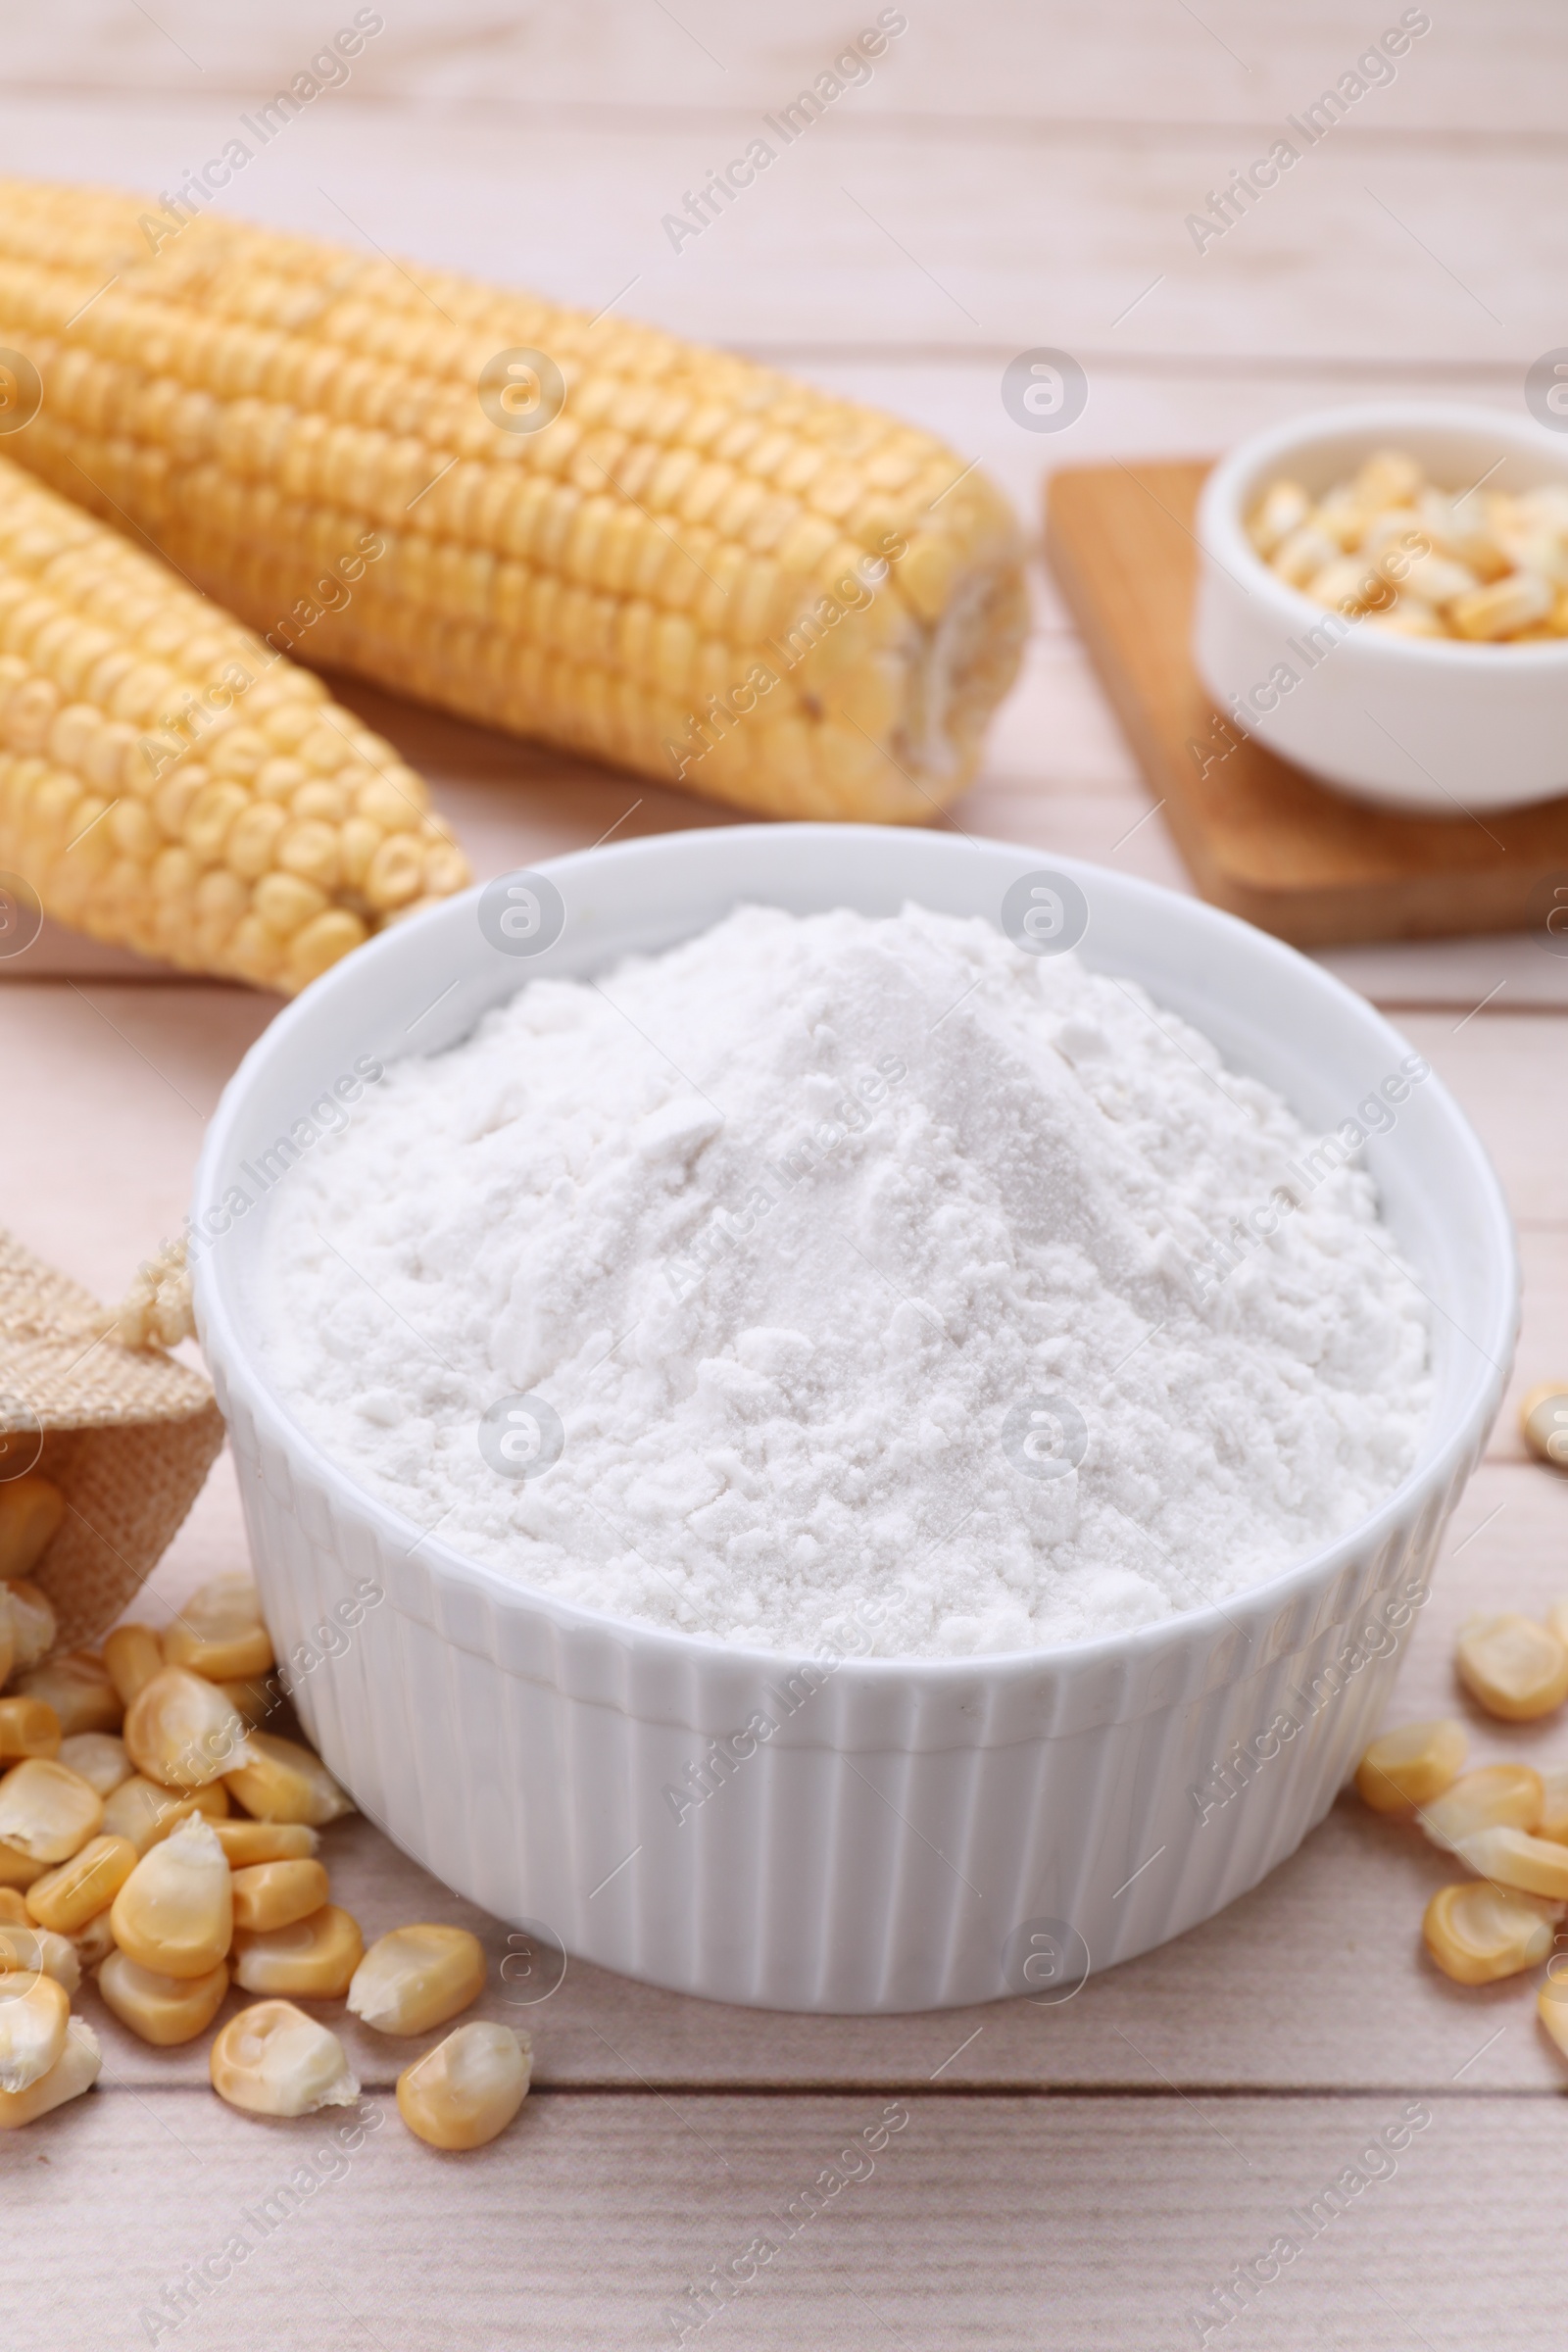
[0,179,1027,822]
[0,452,468,991]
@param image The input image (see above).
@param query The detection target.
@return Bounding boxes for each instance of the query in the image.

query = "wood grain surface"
[3,5,1566,2346]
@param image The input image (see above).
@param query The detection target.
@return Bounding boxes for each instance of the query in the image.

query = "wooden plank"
[4,2088,1567,2351]
[0,980,274,1302]
[3,0,1564,133]
[1315,935,1568,1011]
[793,360,1536,528]
[1046,460,1568,946]
[0,99,1552,364]
[1400,1011,1568,1228]
[1502,1227,1568,1460]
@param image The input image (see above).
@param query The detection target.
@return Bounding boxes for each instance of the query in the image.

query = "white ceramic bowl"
[191,825,1516,2012]
[1194,401,1568,812]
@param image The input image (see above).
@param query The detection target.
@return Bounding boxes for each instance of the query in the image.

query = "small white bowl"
[192,826,1515,2011]
[1194,401,1568,813]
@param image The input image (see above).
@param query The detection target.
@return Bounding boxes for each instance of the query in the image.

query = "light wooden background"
[4,5,1568,2345]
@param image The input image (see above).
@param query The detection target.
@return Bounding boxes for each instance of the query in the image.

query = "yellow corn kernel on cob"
[0,453,468,992]
[0,180,1027,822]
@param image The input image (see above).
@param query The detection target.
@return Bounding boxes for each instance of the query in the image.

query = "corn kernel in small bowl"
[1196,402,1568,813]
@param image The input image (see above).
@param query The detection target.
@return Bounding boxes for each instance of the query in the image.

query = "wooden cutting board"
[1044,460,1568,948]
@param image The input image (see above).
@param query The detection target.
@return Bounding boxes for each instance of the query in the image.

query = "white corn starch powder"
[260,904,1431,1656]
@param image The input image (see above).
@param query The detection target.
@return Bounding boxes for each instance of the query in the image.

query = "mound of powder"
[258,903,1430,1656]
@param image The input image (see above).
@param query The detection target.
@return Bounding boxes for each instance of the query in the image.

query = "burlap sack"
[0,1227,223,1653]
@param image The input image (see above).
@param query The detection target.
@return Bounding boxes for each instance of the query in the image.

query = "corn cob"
[0,452,468,991]
[0,180,1027,822]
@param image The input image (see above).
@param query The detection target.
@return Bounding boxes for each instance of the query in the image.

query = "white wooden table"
[4,7,1568,2343]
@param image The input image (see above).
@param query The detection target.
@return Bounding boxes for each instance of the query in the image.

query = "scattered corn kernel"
[99,1950,228,2046]
[4,1583,56,1676]
[1423,1880,1560,1984]
[1452,1824,1568,1901]
[0,1842,44,1889]
[1535,1763,1568,1844]
[0,1924,80,1994]
[102,1625,165,1709]
[1538,1977,1568,2062]
[0,1758,103,1861]
[396,2022,531,2151]
[0,1697,61,1762]
[1354,1718,1468,1814]
[219,1679,278,1731]
[230,1858,329,1934]
[210,1999,360,2118]
[24,1834,137,1934]
[211,1820,318,1867]
[1421,1762,1544,1851]
[0,1967,69,2091]
[109,1815,232,1979]
[1455,1612,1568,1721]
[0,1572,520,2126]
[231,1903,364,2000]
[14,1653,122,1738]
[68,1908,117,1971]
[123,1666,249,1790]
[163,1576,274,1682]
[56,1734,130,1798]
[0,1472,64,1582]
[102,1774,228,1856]
[1521,1384,1568,1467]
[223,1732,352,1826]
[0,2016,100,2129]
[347,1925,487,2036]
[95,1778,188,1860]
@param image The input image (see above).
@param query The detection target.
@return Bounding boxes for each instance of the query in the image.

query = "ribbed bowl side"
[220,1384,1484,2013]
[193,827,1517,2012]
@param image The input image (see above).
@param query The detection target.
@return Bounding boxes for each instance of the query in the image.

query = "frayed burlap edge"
[1,1228,224,1652]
